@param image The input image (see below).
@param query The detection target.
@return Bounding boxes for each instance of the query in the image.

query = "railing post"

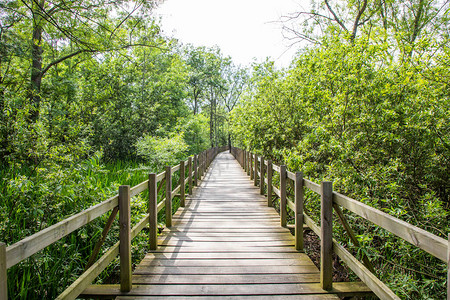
[321,181,333,290]
[295,172,304,251]
[267,160,273,207]
[280,165,287,227]
[188,157,193,195]
[250,153,253,180]
[259,156,265,195]
[447,233,449,298]
[165,166,172,227]
[243,150,247,172]
[254,154,258,186]
[194,154,198,186]
[148,174,158,250]
[180,160,185,207]
[247,151,250,175]
[119,185,132,292]
[0,242,7,300]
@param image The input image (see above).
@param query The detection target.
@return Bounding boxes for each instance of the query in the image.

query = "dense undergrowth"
[230,37,449,298]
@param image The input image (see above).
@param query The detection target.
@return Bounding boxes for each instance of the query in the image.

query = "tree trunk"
[29,0,45,122]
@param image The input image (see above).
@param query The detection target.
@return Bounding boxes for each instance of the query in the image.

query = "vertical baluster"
[188,157,193,195]
[148,174,157,250]
[259,156,265,195]
[119,185,132,292]
[165,166,172,227]
[0,242,7,300]
[254,154,258,186]
[267,160,273,207]
[180,160,185,207]
[280,165,287,227]
[194,154,198,186]
[295,172,304,251]
[321,181,333,290]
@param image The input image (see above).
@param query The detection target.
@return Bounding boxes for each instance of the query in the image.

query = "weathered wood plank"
[0,243,7,300]
[6,195,118,268]
[81,282,369,296]
[119,185,132,292]
[321,181,333,290]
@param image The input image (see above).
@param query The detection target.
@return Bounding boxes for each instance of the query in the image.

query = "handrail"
[230,146,449,299]
[0,146,227,300]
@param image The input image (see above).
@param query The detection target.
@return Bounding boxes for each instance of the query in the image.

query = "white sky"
[154,0,305,68]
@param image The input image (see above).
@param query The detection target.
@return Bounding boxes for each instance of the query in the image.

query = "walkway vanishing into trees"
[1,148,448,299]
[80,152,371,298]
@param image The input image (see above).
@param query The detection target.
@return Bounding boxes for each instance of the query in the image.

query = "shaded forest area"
[231,0,449,298]
[1,0,449,299]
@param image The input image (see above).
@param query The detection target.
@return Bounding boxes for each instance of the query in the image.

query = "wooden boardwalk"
[82,152,369,299]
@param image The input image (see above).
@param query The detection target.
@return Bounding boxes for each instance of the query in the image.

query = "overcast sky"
[154,0,305,68]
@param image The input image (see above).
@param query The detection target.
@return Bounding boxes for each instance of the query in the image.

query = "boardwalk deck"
[82,152,371,299]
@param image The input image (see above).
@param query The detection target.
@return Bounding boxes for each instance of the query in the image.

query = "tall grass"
[0,153,184,299]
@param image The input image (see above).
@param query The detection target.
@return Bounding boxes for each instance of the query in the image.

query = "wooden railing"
[230,147,450,299]
[0,146,227,300]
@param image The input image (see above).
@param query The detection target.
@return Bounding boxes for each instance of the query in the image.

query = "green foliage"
[135,132,189,169]
[231,35,449,298]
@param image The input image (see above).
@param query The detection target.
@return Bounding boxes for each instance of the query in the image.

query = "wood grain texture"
[0,243,7,300]
[119,185,132,292]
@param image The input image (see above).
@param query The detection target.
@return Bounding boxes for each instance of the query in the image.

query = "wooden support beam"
[267,160,273,207]
[295,172,304,251]
[165,166,172,227]
[180,160,185,207]
[148,173,158,250]
[0,242,7,300]
[321,181,333,290]
[119,185,132,292]
[85,206,119,269]
[188,157,192,195]
[259,156,265,195]
[333,203,375,274]
[280,165,287,227]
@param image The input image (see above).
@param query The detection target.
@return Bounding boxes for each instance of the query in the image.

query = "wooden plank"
[131,273,320,284]
[80,283,360,296]
[149,173,158,250]
[137,258,314,267]
[142,252,312,260]
[134,265,319,275]
[0,243,7,300]
[273,186,281,198]
[171,184,180,200]
[254,154,258,186]
[119,185,132,292]
[448,233,450,298]
[6,194,118,268]
[333,192,448,262]
[114,296,340,300]
[130,179,149,197]
[172,164,180,173]
[165,166,172,227]
[287,170,295,181]
[272,164,280,172]
[295,172,304,251]
[321,181,333,290]
[156,171,165,182]
[304,179,321,194]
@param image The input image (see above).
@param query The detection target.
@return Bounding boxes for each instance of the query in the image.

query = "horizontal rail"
[172,164,180,173]
[333,192,448,262]
[130,180,148,197]
[57,214,150,300]
[303,213,399,299]
[287,170,295,181]
[6,195,119,268]
[273,186,281,198]
[272,164,280,172]
[304,179,320,194]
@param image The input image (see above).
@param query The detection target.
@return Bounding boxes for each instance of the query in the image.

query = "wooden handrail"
[229,146,448,299]
[1,147,225,300]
